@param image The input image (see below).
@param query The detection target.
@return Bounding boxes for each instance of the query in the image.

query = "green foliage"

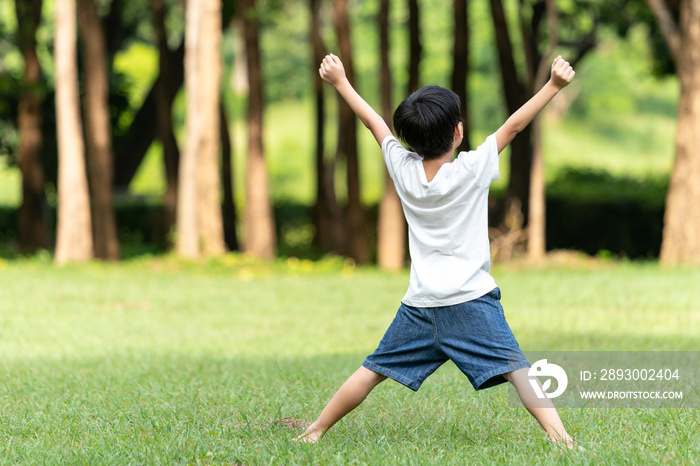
[0,259,698,463]
[570,25,671,116]
[259,1,311,102]
[0,0,683,263]
[548,167,667,207]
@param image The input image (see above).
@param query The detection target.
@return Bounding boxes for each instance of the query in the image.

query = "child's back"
[298,53,576,450]
[382,134,499,306]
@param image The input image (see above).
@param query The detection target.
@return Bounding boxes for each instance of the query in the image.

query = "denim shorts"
[362,288,530,391]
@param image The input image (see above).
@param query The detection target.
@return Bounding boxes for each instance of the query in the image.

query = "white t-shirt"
[382,134,499,307]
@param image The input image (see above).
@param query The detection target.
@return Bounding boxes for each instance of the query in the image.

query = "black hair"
[392,85,462,160]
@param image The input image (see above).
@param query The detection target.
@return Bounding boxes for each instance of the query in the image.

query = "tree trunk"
[311,0,344,252]
[311,0,327,248]
[451,0,471,152]
[407,0,422,94]
[242,0,277,259]
[335,0,369,264]
[77,0,120,260]
[151,0,180,234]
[15,0,49,253]
[526,0,557,261]
[177,0,199,257]
[377,0,406,271]
[528,115,546,259]
[662,65,700,264]
[220,103,239,251]
[195,0,225,257]
[178,0,225,258]
[649,0,700,264]
[489,0,532,224]
[54,0,93,264]
[103,0,125,57]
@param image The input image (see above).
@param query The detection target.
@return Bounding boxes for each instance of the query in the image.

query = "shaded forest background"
[0,0,693,264]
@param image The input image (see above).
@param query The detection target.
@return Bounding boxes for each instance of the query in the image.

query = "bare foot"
[295,425,324,443]
[549,433,581,451]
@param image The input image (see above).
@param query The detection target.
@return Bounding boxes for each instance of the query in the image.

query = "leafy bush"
[545,168,667,258]
[0,168,669,260]
[548,167,667,207]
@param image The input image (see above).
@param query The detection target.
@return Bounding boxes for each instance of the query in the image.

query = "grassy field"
[0,255,698,464]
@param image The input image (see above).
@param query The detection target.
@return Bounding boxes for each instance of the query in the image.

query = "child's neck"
[422,151,454,182]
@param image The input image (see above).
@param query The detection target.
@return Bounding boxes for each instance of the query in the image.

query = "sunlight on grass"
[546,113,676,180]
[0,156,20,207]
[129,142,167,199]
[494,262,700,350]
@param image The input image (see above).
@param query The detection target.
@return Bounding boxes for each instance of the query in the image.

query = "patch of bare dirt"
[270,418,311,430]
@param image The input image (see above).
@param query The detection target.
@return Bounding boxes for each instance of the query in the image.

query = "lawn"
[0,255,698,464]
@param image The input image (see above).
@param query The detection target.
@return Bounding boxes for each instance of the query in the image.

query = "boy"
[299,53,576,448]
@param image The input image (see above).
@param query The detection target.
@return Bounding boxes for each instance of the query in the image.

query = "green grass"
[1,256,698,464]
[545,109,676,181]
[0,157,20,207]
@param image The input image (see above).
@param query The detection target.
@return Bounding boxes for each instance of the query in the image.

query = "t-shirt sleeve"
[382,135,404,182]
[457,133,499,188]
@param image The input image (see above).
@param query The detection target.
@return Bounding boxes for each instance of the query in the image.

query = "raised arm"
[495,56,575,154]
[319,54,393,146]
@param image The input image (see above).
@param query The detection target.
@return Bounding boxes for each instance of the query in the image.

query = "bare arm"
[495,56,575,154]
[319,54,393,146]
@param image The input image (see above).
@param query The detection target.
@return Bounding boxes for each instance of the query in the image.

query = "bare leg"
[505,368,574,449]
[297,366,387,442]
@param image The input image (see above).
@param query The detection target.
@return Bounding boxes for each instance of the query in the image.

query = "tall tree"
[151,0,180,234]
[15,0,49,253]
[54,0,93,264]
[490,0,595,258]
[77,0,120,260]
[177,9,198,258]
[221,4,239,252]
[334,0,369,264]
[220,103,239,251]
[311,0,344,252]
[407,0,422,94]
[489,0,533,227]
[241,0,277,259]
[377,0,406,270]
[525,0,558,260]
[177,0,225,257]
[311,0,327,247]
[451,0,471,152]
[195,0,225,257]
[645,0,700,264]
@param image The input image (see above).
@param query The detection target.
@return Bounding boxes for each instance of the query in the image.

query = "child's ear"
[454,121,464,140]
